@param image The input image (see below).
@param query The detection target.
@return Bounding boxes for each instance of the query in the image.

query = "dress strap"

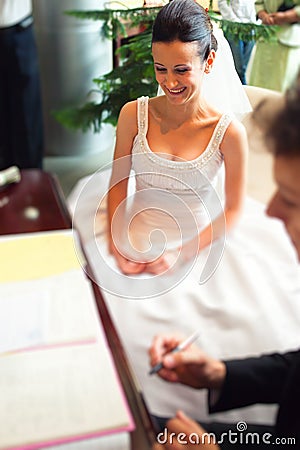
[212,114,233,149]
[137,96,149,136]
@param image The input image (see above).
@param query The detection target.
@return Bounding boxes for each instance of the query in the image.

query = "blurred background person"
[0,0,44,170]
[218,0,256,84]
[249,0,300,92]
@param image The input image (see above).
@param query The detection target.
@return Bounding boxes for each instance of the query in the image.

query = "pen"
[149,330,201,375]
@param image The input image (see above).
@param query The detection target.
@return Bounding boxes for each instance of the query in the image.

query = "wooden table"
[0,169,156,450]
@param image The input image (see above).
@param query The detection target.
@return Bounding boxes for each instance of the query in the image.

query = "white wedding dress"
[68,30,300,426]
[69,96,300,426]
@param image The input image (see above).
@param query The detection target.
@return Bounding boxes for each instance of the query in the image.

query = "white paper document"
[0,230,134,449]
[0,343,133,449]
[0,269,104,354]
[0,289,49,354]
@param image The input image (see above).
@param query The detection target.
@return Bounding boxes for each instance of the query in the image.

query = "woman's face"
[152,40,208,105]
[267,155,300,260]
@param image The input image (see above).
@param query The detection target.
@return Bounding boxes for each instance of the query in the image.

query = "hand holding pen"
[149,331,226,390]
[149,331,201,375]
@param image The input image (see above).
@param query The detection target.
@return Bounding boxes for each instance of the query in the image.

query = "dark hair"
[267,73,300,158]
[152,0,217,63]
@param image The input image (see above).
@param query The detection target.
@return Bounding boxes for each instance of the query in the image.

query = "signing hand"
[149,333,226,389]
[152,410,220,449]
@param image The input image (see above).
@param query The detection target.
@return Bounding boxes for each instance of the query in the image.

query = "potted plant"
[54,3,277,133]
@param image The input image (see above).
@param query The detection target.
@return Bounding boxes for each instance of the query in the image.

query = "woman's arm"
[198,119,248,252]
[107,100,146,274]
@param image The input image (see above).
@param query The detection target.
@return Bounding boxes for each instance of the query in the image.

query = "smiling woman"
[152,40,214,107]
[106,0,247,276]
[69,0,300,429]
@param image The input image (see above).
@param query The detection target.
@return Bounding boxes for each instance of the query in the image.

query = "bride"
[69,0,300,427]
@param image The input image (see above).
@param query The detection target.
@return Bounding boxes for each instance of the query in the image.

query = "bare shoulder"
[220,117,248,156]
[224,117,247,141]
[116,100,138,139]
[118,100,138,126]
[113,100,138,159]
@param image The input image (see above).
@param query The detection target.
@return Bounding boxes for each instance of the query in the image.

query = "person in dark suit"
[150,74,300,449]
[0,0,44,170]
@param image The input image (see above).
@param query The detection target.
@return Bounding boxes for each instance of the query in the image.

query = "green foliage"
[55,6,277,133]
[54,102,107,133]
[54,28,157,132]
[65,7,161,39]
[211,12,278,43]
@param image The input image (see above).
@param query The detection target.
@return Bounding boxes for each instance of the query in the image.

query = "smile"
[167,87,185,94]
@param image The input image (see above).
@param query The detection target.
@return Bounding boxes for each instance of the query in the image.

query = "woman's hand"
[152,410,220,449]
[109,238,181,276]
[145,234,200,276]
[108,239,146,275]
[144,251,179,275]
[109,233,200,277]
[149,333,226,389]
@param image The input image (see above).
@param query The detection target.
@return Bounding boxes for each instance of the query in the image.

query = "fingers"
[149,333,184,365]
[265,16,275,25]
[115,252,146,274]
[175,410,211,435]
[155,348,206,385]
[154,367,181,383]
[111,242,179,275]
[164,346,205,368]
[119,259,146,274]
[146,254,174,275]
[109,239,146,274]
[169,410,201,435]
[176,409,194,424]
[259,12,274,25]
[152,411,220,449]
[149,335,207,386]
[149,333,203,371]
[149,334,187,382]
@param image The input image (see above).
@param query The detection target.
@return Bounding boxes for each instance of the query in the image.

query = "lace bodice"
[131,96,232,194]
[120,96,233,260]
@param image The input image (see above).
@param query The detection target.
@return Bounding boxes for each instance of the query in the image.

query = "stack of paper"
[0,230,134,450]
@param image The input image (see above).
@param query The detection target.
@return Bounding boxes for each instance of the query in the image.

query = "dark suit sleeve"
[209,350,299,413]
